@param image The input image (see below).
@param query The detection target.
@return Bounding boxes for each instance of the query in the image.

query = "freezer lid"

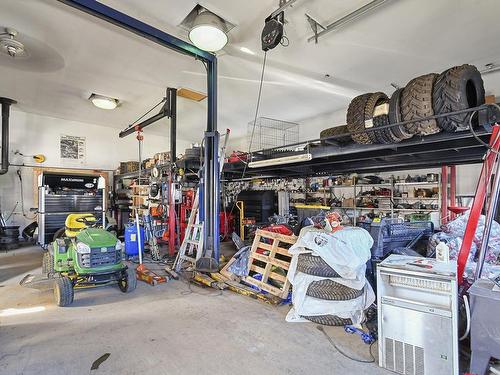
[379,254,457,278]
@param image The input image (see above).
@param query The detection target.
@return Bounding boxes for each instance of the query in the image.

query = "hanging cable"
[228,51,268,216]
[16,169,36,220]
[317,325,376,363]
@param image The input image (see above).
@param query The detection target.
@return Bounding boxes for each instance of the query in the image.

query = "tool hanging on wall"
[14,150,45,163]
[134,131,167,285]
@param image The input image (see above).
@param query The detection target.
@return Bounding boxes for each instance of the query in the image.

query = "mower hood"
[76,228,117,248]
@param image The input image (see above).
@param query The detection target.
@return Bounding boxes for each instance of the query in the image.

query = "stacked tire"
[297,253,365,326]
[343,64,485,145]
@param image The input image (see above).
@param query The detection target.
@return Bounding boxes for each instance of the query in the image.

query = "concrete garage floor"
[0,247,391,375]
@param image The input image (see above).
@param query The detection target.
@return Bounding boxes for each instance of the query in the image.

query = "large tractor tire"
[302,315,353,326]
[388,88,413,141]
[296,253,340,277]
[118,267,137,293]
[401,73,440,136]
[347,93,373,144]
[306,279,364,301]
[42,251,54,277]
[433,64,485,132]
[54,277,74,307]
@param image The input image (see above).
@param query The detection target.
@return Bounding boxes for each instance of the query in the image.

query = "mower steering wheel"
[76,216,99,227]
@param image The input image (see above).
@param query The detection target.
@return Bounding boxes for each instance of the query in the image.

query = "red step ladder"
[457,124,500,284]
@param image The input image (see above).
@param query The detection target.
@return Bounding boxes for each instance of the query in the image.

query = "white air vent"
[385,338,425,375]
[389,275,451,292]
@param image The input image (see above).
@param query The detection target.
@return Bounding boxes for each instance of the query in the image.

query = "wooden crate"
[243,229,296,299]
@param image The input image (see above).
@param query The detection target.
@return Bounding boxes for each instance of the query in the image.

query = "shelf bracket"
[305,13,326,44]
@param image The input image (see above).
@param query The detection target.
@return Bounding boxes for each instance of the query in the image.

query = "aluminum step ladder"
[173,191,203,271]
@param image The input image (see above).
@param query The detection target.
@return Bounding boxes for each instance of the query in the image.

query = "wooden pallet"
[243,229,296,299]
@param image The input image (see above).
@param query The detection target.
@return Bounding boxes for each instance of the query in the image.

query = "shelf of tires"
[320,64,485,145]
[290,176,443,226]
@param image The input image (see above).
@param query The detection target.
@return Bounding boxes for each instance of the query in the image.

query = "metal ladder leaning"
[174,191,203,271]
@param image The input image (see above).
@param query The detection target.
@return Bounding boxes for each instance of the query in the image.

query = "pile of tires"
[297,253,366,326]
[342,64,485,145]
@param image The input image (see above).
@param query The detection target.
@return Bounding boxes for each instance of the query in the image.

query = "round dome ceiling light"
[89,93,118,110]
[188,10,228,52]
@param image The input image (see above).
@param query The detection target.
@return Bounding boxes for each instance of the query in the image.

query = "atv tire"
[296,253,340,277]
[365,92,388,143]
[119,267,137,293]
[306,279,364,301]
[433,64,485,132]
[42,251,54,277]
[319,125,352,145]
[303,314,352,326]
[388,88,413,140]
[347,93,373,144]
[373,113,398,144]
[54,277,74,307]
[401,73,440,136]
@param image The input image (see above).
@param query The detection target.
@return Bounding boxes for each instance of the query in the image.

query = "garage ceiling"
[0,0,499,146]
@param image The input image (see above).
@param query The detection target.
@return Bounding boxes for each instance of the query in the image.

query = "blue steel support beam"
[58,0,219,265]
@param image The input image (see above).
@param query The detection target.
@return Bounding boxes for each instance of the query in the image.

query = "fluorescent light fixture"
[0,306,46,317]
[89,93,118,110]
[239,47,255,55]
[189,10,228,52]
[248,153,312,168]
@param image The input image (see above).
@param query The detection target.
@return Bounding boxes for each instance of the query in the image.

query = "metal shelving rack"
[289,175,443,225]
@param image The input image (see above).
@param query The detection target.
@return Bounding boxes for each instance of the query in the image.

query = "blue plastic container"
[124,224,145,256]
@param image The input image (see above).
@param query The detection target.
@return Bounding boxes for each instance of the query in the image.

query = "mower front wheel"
[118,267,137,293]
[54,277,74,307]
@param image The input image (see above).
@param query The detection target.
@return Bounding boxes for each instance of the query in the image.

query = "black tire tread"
[365,92,388,143]
[347,93,373,144]
[296,253,340,277]
[373,114,398,144]
[42,251,54,276]
[389,88,413,140]
[54,277,74,307]
[433,64,485,132]
[303,314,352,326]
[401,73,440,136]
[320,125,352,145]
[119,267,137,293]
[306,279,364,300]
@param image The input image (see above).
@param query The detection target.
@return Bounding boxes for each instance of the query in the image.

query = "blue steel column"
[58,0,220,264]
[203,58,220,263]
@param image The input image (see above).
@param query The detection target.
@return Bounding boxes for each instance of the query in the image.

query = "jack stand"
[136,263,167,286]
[344,325,376,345]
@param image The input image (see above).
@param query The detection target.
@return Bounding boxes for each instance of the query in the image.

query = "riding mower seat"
[64,213,96,238]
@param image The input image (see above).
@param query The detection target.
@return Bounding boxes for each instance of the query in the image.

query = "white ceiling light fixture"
[189,9,228,52]
[89,93,118,110]
[248,153,312,168]
[180,5,235,53]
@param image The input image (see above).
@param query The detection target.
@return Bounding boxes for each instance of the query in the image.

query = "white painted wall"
[0,110,190,230]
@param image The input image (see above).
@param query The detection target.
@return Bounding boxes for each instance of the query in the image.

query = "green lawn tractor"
[41,213,136,306]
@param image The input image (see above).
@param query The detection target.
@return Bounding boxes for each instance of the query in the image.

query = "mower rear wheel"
[42,251,54,277]
[118,267,137,293]
[53,227,65,241]
[54,277,74,307]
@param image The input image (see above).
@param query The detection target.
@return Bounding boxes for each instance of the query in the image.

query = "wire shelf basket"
[247,117,299,152]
